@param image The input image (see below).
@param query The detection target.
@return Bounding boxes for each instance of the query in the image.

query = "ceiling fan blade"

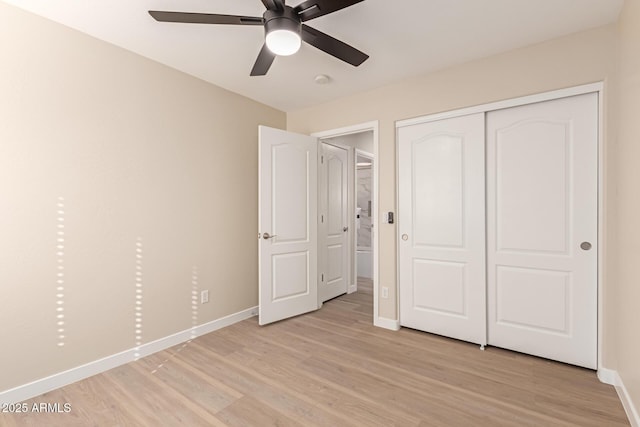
[294,0,364,21]
[261,0,285,11]
[149,11,263,25]
[250,44,277,76]
[302,24,368,66]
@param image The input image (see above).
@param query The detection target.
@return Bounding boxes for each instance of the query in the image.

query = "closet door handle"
[580,242,592,251]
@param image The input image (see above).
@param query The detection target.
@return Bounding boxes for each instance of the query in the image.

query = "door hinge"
[321,155,324,164]
[321,273,324,282]
[321,214,324,223]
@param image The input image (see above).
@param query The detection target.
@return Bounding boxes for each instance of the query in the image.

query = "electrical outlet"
[382,287,389,299]
[200,290,209,304]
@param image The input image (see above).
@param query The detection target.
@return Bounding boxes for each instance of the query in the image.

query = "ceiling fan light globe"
[266,29,301,56]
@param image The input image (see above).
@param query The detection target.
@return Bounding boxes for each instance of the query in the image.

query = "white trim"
[348,284,357,294]
[374,316,400,331]
[395,126,401,327]
[0,306,258,405]
[313,121,378,139]
[355,149,374,159]
[600,370,640,427]
[618,376,640,427]
[596,88,605,375]
[312,121,381,327]
[396,82,604,128]
[597,368,619,386]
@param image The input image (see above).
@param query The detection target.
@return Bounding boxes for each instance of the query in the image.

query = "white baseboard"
[598,368,639,426]
[597,367,619,386]
[615,372,640,427]
[374,316,400,331]
[0,306,258,405]
[348,284,357,294]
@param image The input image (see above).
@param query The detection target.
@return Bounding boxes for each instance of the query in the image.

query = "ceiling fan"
[149,0,369,76]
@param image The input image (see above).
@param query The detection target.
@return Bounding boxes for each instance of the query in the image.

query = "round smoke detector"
[314,74,331,85]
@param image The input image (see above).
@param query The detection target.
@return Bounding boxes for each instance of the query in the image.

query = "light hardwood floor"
[2,278,629,426]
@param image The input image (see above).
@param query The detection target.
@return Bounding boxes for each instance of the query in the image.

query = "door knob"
[263,232,277,240]
[580,241,592,251]
[343,226,348,232]
[402,234,408,241]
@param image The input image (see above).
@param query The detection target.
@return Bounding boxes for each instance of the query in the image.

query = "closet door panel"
[486,93,598,369]
[398,113,486,345]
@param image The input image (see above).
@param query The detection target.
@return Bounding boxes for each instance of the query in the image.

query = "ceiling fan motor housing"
[264,7,302,37]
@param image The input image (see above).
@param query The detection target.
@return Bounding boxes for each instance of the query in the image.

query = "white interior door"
[320,143,349,302]
[259,126,318,325]
[486,93,598,368]
[398,113,487,345]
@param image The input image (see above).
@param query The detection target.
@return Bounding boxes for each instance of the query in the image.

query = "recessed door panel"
[399,113,486,345]
[487,93,597,369]
[413,260,466,317]
[272,252,310,301]
[326,244,343,284]
[496,120,569,254]
[496,266,570,334]
[327,156,344,237]
[272,145,310,243]
[412,135,464,248]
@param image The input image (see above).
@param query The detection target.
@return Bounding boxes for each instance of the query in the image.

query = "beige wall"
[615,0,640,414]
[288,24,619,365]
[0,3,285,392]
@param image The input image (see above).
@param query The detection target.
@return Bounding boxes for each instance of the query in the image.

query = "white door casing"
[486,93,598,369]
[398,113,487,345]
[320,143,349,303]
[258,126,318,325]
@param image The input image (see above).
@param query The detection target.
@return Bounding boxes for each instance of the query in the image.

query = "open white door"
[320,143,349,302]
[259,126,319,325]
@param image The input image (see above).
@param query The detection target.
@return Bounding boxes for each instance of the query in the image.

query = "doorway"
[314,123,379,322]
[258,121,380,326]
[356,151,373,282]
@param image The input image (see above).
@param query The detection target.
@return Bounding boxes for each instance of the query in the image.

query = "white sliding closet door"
[398,113,486,345]
[486,93,598,369]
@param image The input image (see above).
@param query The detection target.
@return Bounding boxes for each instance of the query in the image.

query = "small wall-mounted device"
[387,212,394,224]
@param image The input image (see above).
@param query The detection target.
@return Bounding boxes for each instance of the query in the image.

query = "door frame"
[312,121,380,325]
[395,82,605,374]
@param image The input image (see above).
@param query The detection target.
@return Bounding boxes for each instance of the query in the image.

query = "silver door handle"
[262,232,277,240]
[580,241,592,250]
[343,227,348,232]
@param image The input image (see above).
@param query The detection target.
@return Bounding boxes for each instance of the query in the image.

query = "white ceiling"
[3,0,624,111]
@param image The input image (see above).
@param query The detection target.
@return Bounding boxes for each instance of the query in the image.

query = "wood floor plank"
[0,277,628,426]
[215,396,302,427]
[134,354,237,414]
[103,364,219,426]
